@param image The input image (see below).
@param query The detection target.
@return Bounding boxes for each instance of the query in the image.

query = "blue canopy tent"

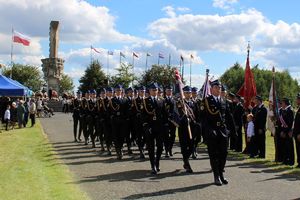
[0,75,26,96]
[8,78,33,97]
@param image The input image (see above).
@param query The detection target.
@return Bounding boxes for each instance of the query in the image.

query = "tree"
[220,63,300,100]
[110,63,135,88]
[78,60,107,93]
[59,73,74,94]
[2,63,44,91]
[139,64,177,88]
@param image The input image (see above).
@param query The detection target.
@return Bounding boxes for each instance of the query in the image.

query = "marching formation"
[70,80,300,186]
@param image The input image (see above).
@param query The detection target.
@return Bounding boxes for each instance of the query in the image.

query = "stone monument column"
[41,21,64,95]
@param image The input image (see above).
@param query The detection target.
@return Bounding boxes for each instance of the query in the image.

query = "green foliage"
[110,63,135,88]
[2,63,44,91]
[139,64,177,87]
[220,63,300,100]
[78,60,107,93]
[59,73,74,94]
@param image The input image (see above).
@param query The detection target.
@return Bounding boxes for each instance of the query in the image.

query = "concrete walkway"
[40,113,300,200]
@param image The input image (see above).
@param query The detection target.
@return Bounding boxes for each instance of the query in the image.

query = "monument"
[41,21,64,94]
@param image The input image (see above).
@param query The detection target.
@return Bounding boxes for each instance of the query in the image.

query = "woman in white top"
[4,105,11,131]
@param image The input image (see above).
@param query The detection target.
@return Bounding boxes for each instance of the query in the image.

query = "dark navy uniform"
[279,98,294,166]
[80,97,89,145]
[103,89,113,155]
[204,80,235,186]
[95,88,106,151]
[163,88,177,157]
[252,96,268,158]
[233,95,244,152]
[110,85,127,159]
[133,87,146,158]
[72,91,82,142]
[177,86,195,173]
[86,90,97,148]
[142,83,164,174]
[294,94,300,167]
[124,87,135,154]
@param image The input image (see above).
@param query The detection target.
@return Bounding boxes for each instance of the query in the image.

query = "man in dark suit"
[177,86,195,173]
[233,94,244,152]
[124,87,135,155]
[142,83,164,174]
[294,93,300,168]
[110,84,127,160]
[163,85,177,158]
[72,91,82,142]
[134,86,146,159]
[252,95,268,158]
[279,98,294,165]
[103,87,114,155]
[204,80,236,186]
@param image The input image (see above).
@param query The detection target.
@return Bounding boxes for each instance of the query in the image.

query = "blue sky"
[0,0,300,90]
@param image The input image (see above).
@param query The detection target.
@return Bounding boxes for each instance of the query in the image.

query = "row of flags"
[90,45,194,61]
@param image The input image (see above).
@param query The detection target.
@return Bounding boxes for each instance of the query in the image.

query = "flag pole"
[90,46,93,64]
[132,53,135,86]
[168,54,171,66]
[189,57,192,87]
[145,54,148,71]
[10,27,14,78]
[158,55,160,65]
[119,52,121,68]
[182,59,185,82]
[107,51,109,78]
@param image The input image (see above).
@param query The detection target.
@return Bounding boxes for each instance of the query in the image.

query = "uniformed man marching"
[96,88,106,151]
[133,86,146,159]
[142,83,164,174]
[103,87,114,155]
[72,91,82,142]
[87,90,97,148]
[163,85,177,158]
[177,86,195,173]
[110,84,127,159]
[124,87,135,155]
[204,80,236,186]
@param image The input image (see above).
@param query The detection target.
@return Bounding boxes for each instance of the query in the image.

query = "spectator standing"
[4,105,10,131]
[10,102,17,129]
[29,99,37,127]
[17,100,26,128]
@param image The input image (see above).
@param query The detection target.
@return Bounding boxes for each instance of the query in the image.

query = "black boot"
[183,159,193,173]
[169,149,173,157]
[151,160,157,175]
[155,158,160,172]
[128,147,133,155]
[219,173,228,184]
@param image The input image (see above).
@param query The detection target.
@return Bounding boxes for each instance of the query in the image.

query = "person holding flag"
[203,79,236,186]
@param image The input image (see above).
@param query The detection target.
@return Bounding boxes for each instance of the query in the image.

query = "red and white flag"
[13,31,30,46]
[91,46,101,54]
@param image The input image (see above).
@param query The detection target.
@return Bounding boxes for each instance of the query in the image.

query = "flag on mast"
[237,43,257,108]
[13,30,30,46]
[159,52,164,59]
[146,53,152,57]
[120,51,126,58]
[91,46,101,54]
[133,52,139,58]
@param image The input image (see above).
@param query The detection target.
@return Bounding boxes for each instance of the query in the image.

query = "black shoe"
[183,161,193,173]
[220,175,228,184]
[151,167,157,175]
[169,149,173,157]
[84,141,88,145]
[74,139,78,143]
[128,149,133,155]
[77,138,82,141]
[140,152,145,159]
[192,152,197,159]
[107,150,112,156]
[165,152,170,158]
[156,162,160,172]
[92,143,96,148]
[214,176,222,186]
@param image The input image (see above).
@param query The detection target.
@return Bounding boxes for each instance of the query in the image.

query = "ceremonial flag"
[201,69,211,99]
[237,44,257,108]
[108,51,114,55]
[159,52,164,59]
[13,30,30,46]
[180,55,184,61]
[175,69,192,139]
[120,51,126,58]
[133,52,139,58]
[267,67,279,135]
[91,46,101,54]
[146,53,152,57]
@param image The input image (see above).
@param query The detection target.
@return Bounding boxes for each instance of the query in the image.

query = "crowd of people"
[68,80,300,186]
[0,96,55,131]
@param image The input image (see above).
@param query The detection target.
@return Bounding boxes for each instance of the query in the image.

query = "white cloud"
[0,0,138,44]
[213,0,239,10]
[162,6,176,18]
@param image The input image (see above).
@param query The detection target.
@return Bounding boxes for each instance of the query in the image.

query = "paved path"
[40,113,300,200]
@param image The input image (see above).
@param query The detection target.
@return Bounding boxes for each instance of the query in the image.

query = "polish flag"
[13,31,30,46]
[133,52,139,58]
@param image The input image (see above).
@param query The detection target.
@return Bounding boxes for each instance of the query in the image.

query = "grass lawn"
[0,121,89,200]
[228,132,300,176]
